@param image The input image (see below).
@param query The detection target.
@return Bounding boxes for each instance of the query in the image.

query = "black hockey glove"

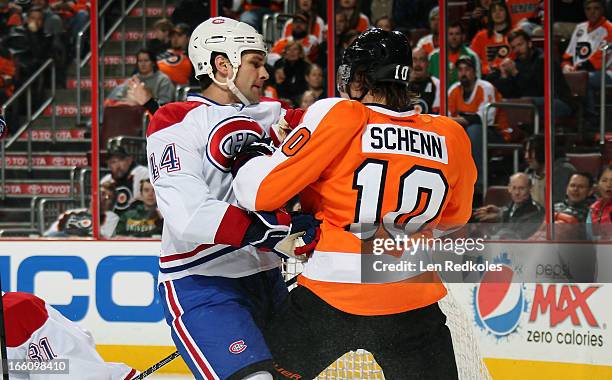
[231,137,275,177]
[241,209,321,259]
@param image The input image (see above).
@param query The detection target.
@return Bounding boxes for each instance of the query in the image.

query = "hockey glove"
[242,209,321,260]
[231,137,276,177]
[274,108,305,141]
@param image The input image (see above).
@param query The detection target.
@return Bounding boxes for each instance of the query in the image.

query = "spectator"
[523,135,577,206]
[115,179,163,237]
[487,28,542,98]
[374,15,394,31]
[31,0,66,84]
[7,6,52,101]
[473,172,544,239]
[299,89,317,108]
[447,55,512,185]
[587,165,612,240]
[263,62,284,99]
[44,181,119,238]
[487,28,573,117]
[0,0,23,38]
[562,0,612,127]
[101,144,149,216]
[271,11,319,65]
[157,23,192,86]
[147,18,173,58]
[529,172,594,241]
[408,47,440,114]
[106,49,175,106]
[304,63,325,100]
[48,0,89,55]
[282,0,325,42]
[429,21,482,86]
[415,6,439,55]
[467,0,491,41]
[470,0,513,75]
[556,172,595,223]
[338,0,370,33]
[273,41,310,105]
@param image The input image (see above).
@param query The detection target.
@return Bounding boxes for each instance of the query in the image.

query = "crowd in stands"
[0,0,611,240]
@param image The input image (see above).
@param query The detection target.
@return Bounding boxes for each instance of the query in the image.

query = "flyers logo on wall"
[472,254,605,349]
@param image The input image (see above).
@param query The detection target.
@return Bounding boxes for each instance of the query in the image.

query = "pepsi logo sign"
[229,340,247,354]
[473,257,528,338]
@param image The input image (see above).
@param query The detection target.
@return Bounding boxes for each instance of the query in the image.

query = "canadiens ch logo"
[206,116,265,172]
[229,340,247,354]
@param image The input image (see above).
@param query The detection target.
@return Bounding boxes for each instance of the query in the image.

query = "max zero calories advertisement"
[453,244,611,368]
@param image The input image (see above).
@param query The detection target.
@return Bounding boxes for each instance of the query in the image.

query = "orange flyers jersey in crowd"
[563,18,612,71]
[506,0,540,27]
[448,79,512,141]
[157,49,192,85]
[233,98,476,316]
[271,35,319,62]
[282,16,326,42]
[470,30,513,75]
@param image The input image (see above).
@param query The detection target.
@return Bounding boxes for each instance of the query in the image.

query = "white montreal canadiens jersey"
[4,292,136,380]
[146,94,284,281]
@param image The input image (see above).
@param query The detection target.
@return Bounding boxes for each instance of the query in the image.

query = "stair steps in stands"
[0,4,166,233]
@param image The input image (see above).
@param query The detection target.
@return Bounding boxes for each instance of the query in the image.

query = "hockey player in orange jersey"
[232,29,476,379]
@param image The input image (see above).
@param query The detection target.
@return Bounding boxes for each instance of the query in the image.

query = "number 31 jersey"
[233,98,477,316]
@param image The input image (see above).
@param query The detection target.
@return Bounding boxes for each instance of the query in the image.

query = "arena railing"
[0,59,56,200]
[76,0,148,125]
[599,42,611,145]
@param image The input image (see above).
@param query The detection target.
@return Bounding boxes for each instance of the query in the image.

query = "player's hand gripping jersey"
[146,94,286,281]
[234,98,477,316]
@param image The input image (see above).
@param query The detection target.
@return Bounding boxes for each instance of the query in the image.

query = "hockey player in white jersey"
[3,291,137,379]
[146,17,319,380]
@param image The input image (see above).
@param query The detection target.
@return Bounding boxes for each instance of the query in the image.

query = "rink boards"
[0,240,611,378]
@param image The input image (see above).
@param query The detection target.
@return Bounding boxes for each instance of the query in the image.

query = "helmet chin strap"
[208,66,252,106]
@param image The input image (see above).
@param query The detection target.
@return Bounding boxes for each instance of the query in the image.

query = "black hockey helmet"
[337,28,412,98]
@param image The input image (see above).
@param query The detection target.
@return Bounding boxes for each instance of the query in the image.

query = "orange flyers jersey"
[506,0,540,27]
[233,98,476,315]
[470,29,513,75]
[271,35,319,62]
[447,79,511,141]
[157,49,193,85]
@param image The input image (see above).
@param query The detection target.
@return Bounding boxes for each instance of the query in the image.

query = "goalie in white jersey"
[146,17,319,380]
[3,291,137,379]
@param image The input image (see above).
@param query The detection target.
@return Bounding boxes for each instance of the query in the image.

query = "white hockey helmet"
[189,17,267,104]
